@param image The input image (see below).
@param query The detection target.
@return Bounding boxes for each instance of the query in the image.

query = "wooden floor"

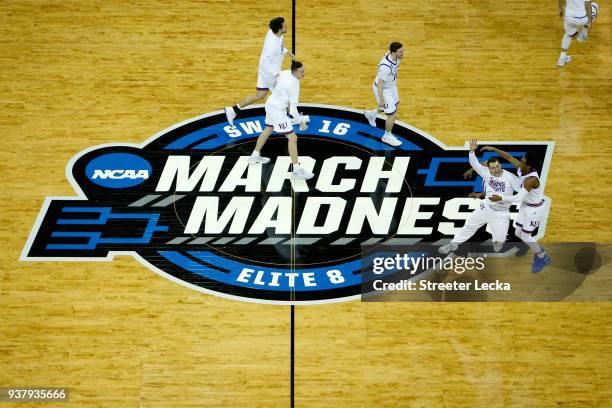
[1,0,611,406]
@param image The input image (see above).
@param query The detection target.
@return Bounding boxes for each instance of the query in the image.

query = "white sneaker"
[557,55,571,67]
[381,134,402,147]
[224,106,237,126]
[292,167,314,180]
[364,109,377,127]
[493,241,504,252]
[577,30,588,42]
[438,242,458,255]
[249,155,270,164]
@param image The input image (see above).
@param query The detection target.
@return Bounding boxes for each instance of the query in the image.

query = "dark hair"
[389,42,403,53]
[269,17,285,33]
[524,151,541,172]
[486,157,500,166]
[291,60,303,71]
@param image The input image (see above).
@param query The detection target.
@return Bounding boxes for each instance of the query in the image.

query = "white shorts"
[264,105,294,134]
[514,201,546,234]
[257,70,276,91]
[564,2,598,35]
[372,83,400,115]
[454,201,510,244]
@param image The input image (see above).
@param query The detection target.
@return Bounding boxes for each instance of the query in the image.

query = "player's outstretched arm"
[468,140,489,178]
[480,146,521,168]
[463,159,489,178]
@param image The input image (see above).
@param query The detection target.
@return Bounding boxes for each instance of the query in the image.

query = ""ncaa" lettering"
[92,169,150,180]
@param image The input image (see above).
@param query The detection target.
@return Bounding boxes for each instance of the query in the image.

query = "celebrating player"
[248,61,313,180]
[557,0,599,67]
[224,17,295,124]
[485,147,551,273]
[439,140,522,255]
[364,42,404,147]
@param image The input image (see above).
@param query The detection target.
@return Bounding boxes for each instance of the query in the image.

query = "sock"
[560,51,567,59]
[526,241,542,254]
[292,163,300,171]
[561,33,571,50]
[384,131,392,137]
[252,150,261,157]
[536,249,546,258]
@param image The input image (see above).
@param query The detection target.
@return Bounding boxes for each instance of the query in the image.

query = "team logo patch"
[21,104,554,304]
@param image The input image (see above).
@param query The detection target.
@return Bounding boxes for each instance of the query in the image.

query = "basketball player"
[485,147,551,273]
[364,42,404,147]
[557,0,599,67]
[249,61,313,180]
[224,17,295,125]
[439,140,522,255]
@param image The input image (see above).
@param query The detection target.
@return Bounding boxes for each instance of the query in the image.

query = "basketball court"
[1,1,611,406]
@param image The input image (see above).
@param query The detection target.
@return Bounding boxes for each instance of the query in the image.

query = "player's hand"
[468,192,484,199]
[480,146,494,152]
[463,168,474,179]
[300,122,308,131]
[489,194,502,202]
[469,139,478,151]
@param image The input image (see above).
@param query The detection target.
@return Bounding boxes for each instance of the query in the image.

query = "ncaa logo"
[86,153,151,188]
[21,104,554,304]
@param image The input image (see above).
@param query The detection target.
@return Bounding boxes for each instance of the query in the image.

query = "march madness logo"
[21,104,554,304]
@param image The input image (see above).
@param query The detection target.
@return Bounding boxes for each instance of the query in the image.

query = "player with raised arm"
[439,140,522,255]
[485,147,551,272]
[557,0,599,67]
[248,61,313,180]
[224,17,295,124]
[364,42,404,147]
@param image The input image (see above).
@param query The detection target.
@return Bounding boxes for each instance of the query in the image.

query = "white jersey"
[566,0,589,17]
[517,168,544,206]
[469,152,521,211]
[265,70,300,118]
[259,30,287,77]
[374,52,400,90]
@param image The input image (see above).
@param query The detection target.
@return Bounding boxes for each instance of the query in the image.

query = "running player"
[557,0,599,66]
[439,140,522,255]
[248,61,313,180]
[485,147,551,273]
[225,17,295,124]
[364,42,404,147]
